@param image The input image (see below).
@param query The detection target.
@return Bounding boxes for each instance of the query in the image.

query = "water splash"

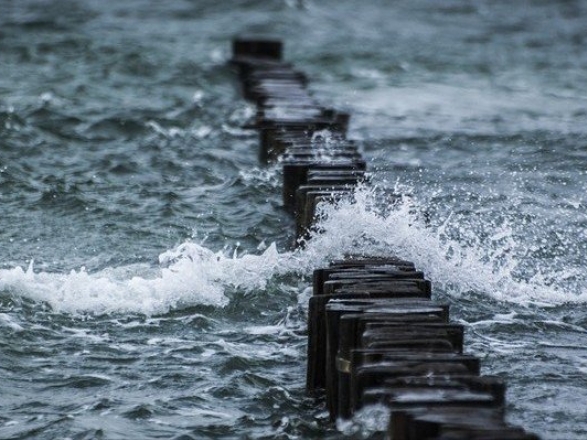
[301,184,587,305]
[1,185,585,315]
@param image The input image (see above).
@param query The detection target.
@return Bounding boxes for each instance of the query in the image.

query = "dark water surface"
[1,1,587,438]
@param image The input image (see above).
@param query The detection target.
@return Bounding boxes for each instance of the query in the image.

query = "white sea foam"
[0,256,230,315]
[238,165,281,187]
[300,185,587,305]
[1,185,585,315]
[0,312,24,331]
[146,120,212,140]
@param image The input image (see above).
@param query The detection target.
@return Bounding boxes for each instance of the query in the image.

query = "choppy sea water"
[1,0,587,439]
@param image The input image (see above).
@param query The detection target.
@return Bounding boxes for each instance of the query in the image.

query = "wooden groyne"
[230,38,540,440]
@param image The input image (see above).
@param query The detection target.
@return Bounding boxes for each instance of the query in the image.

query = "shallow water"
[1,0,587,439]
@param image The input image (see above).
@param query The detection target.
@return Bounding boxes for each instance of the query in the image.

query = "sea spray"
[1,185,586,315]
[304,184,587,305]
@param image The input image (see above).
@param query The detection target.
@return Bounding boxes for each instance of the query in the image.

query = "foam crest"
[0,260,222,315]
[0,240,288,315]
[1,184,585,315]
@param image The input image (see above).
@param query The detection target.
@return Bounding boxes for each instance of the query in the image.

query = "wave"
[1,185,585,315]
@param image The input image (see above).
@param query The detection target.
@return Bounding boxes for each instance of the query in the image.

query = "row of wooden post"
[230,37,540,440]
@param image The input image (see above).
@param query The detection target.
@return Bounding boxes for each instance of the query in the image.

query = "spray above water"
[1,185,585,315]
[303,184,587,305]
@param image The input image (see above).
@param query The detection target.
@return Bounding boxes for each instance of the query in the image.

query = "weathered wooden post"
[230,36,541,440]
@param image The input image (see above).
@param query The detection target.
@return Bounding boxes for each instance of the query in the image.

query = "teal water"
[1,1,587,438]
